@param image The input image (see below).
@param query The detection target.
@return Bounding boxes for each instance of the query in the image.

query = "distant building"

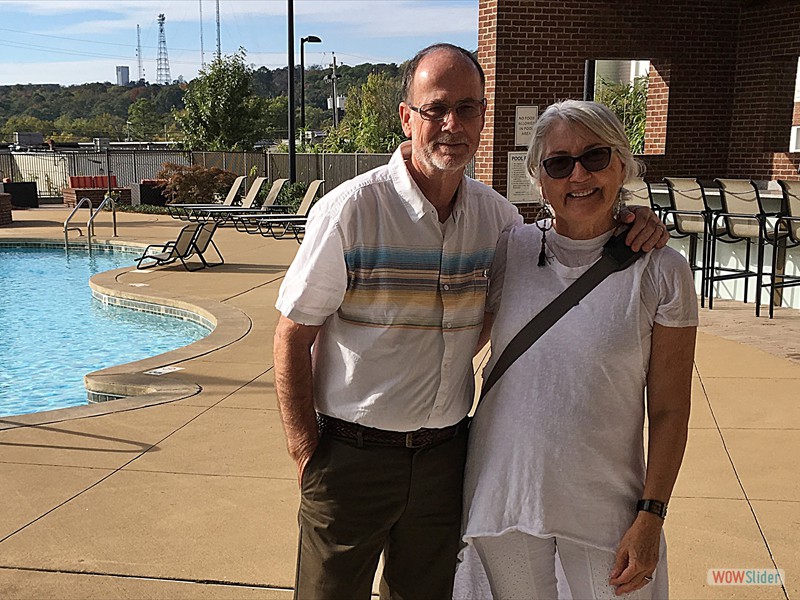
[116,66,130,86]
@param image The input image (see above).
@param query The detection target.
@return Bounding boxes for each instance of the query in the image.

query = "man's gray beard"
[422,136,472,172]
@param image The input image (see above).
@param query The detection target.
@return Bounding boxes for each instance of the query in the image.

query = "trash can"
[0,182,39,208]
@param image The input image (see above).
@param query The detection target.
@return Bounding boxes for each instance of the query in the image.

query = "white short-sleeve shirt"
[275,142,522,431]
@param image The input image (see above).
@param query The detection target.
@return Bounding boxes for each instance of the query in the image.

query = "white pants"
[470,531,668,600]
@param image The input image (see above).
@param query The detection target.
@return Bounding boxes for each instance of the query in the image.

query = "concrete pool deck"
[0,207,798,599]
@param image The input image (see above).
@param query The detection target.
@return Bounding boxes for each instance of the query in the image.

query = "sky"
[0,0,479,86]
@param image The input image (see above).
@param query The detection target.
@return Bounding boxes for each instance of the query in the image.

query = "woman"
[457,100,697,599]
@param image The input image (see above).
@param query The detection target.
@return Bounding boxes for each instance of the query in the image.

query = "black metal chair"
[707,179,781,313]
[662,177,720,304]
[758,180,800,318]
[624,177,658,214]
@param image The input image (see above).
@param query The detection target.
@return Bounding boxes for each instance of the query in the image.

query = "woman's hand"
[608,512,662,595]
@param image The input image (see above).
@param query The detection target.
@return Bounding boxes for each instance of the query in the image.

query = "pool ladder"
[63,195,118,255]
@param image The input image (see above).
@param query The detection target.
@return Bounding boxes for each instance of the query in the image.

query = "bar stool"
[624,177,658,215]
[760,180,800,318]
[707,179,779,312]
[663,177,721,306]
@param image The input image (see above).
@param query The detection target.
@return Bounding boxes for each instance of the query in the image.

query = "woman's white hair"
[525,99,644,188]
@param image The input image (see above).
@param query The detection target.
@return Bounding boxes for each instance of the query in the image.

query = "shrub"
[156,162,239,205]
[276,181,308,212]
[595,75,647,155]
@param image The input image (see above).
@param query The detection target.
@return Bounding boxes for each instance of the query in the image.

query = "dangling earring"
[535,202,554,267]
[613,190,625,221]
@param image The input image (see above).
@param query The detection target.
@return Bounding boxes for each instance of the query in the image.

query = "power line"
[0,39,200,68]
[0,26,199,53]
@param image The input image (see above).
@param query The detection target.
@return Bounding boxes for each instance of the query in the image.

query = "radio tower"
[215,0,221,61]
[156,14,171,85]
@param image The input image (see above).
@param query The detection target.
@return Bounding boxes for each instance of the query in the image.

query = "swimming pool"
[0,245,210,417]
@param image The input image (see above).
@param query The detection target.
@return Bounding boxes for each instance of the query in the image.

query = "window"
[590,59,669,156]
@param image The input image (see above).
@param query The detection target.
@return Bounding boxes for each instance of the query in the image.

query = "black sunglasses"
[541,147,613,179]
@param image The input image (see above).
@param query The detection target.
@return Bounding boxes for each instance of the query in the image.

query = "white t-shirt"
[462,222,698,552]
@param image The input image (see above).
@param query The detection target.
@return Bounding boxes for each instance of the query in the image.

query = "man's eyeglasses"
[408,99,487,122]
[541,147,613,179]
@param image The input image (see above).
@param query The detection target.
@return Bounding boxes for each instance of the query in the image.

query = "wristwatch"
[637,499,668,519]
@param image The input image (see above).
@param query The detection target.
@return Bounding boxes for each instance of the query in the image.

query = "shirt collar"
[389,141,468,224]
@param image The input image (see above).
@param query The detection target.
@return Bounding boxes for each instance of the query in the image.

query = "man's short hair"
[401,43,485,103]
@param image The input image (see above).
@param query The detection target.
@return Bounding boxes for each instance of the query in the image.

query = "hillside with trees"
[0,54,404,150]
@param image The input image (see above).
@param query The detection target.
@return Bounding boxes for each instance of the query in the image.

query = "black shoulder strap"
[478,228,644,402]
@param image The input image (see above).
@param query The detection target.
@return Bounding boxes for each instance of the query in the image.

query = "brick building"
[476,0,800,218]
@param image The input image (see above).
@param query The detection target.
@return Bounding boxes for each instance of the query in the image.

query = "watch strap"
[637,499,668,519]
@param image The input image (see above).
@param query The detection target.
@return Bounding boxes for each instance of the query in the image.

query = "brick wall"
[729,1,800,179]
[644,62,669,155]
[62,188,132,208]
[477,0,800,215]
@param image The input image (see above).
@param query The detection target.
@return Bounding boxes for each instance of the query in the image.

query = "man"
[273,43,666,600]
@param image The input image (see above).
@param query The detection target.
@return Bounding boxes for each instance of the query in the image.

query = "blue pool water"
[0,246,210,417]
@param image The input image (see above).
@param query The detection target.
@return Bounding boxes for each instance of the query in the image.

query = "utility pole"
[300,35,322,131]
[136,25,143,82]
[199,0,205,68]
[287,0,296,183]
[331,53,340,127]
[215,0,221,61]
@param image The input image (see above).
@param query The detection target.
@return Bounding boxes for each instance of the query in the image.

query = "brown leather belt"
[317,414,466,449]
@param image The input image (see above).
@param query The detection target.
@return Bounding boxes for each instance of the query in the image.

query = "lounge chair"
[187,178,289,224]
[231,179,324,238]
[136,224,204,270]
[167,175,247,220]
[192,221,225,268]
[185,176,270,222]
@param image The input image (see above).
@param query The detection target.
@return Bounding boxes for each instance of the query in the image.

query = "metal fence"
[0,149,475,200]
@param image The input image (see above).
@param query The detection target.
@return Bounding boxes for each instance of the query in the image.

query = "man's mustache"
[433,134,469,145]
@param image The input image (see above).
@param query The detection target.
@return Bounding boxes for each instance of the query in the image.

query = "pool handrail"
[64,197,92,250]
[86,193,118,254]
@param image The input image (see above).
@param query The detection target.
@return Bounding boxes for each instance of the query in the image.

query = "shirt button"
[443,284,450,291]
[445,323,452,329]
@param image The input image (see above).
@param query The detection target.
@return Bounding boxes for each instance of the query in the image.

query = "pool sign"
[507,152,540,204]
[515,105,539,147]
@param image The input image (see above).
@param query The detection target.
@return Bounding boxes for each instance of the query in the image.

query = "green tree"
[253,95,289,140]
[127,98,165,141]
[176,49,260,150]
[323,72,403,153]
[0,114,55,138]
[595,75,648,154]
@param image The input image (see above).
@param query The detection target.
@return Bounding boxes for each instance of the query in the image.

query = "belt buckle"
[405,430,431,449]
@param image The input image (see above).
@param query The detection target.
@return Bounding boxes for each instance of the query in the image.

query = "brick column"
[476,0,499,189]
[0,193,12,226]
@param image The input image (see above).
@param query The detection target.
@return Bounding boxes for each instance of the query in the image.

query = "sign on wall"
[515,106,539,147]
[507,151,540,204]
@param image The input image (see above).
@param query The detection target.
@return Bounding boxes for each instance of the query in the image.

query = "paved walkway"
[0,207,797,599]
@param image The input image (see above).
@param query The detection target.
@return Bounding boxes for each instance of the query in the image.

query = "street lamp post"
[287,0,296,183]
[300,35,322,132]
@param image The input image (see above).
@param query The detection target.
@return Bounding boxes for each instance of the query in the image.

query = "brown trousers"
[294,426,468,600]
